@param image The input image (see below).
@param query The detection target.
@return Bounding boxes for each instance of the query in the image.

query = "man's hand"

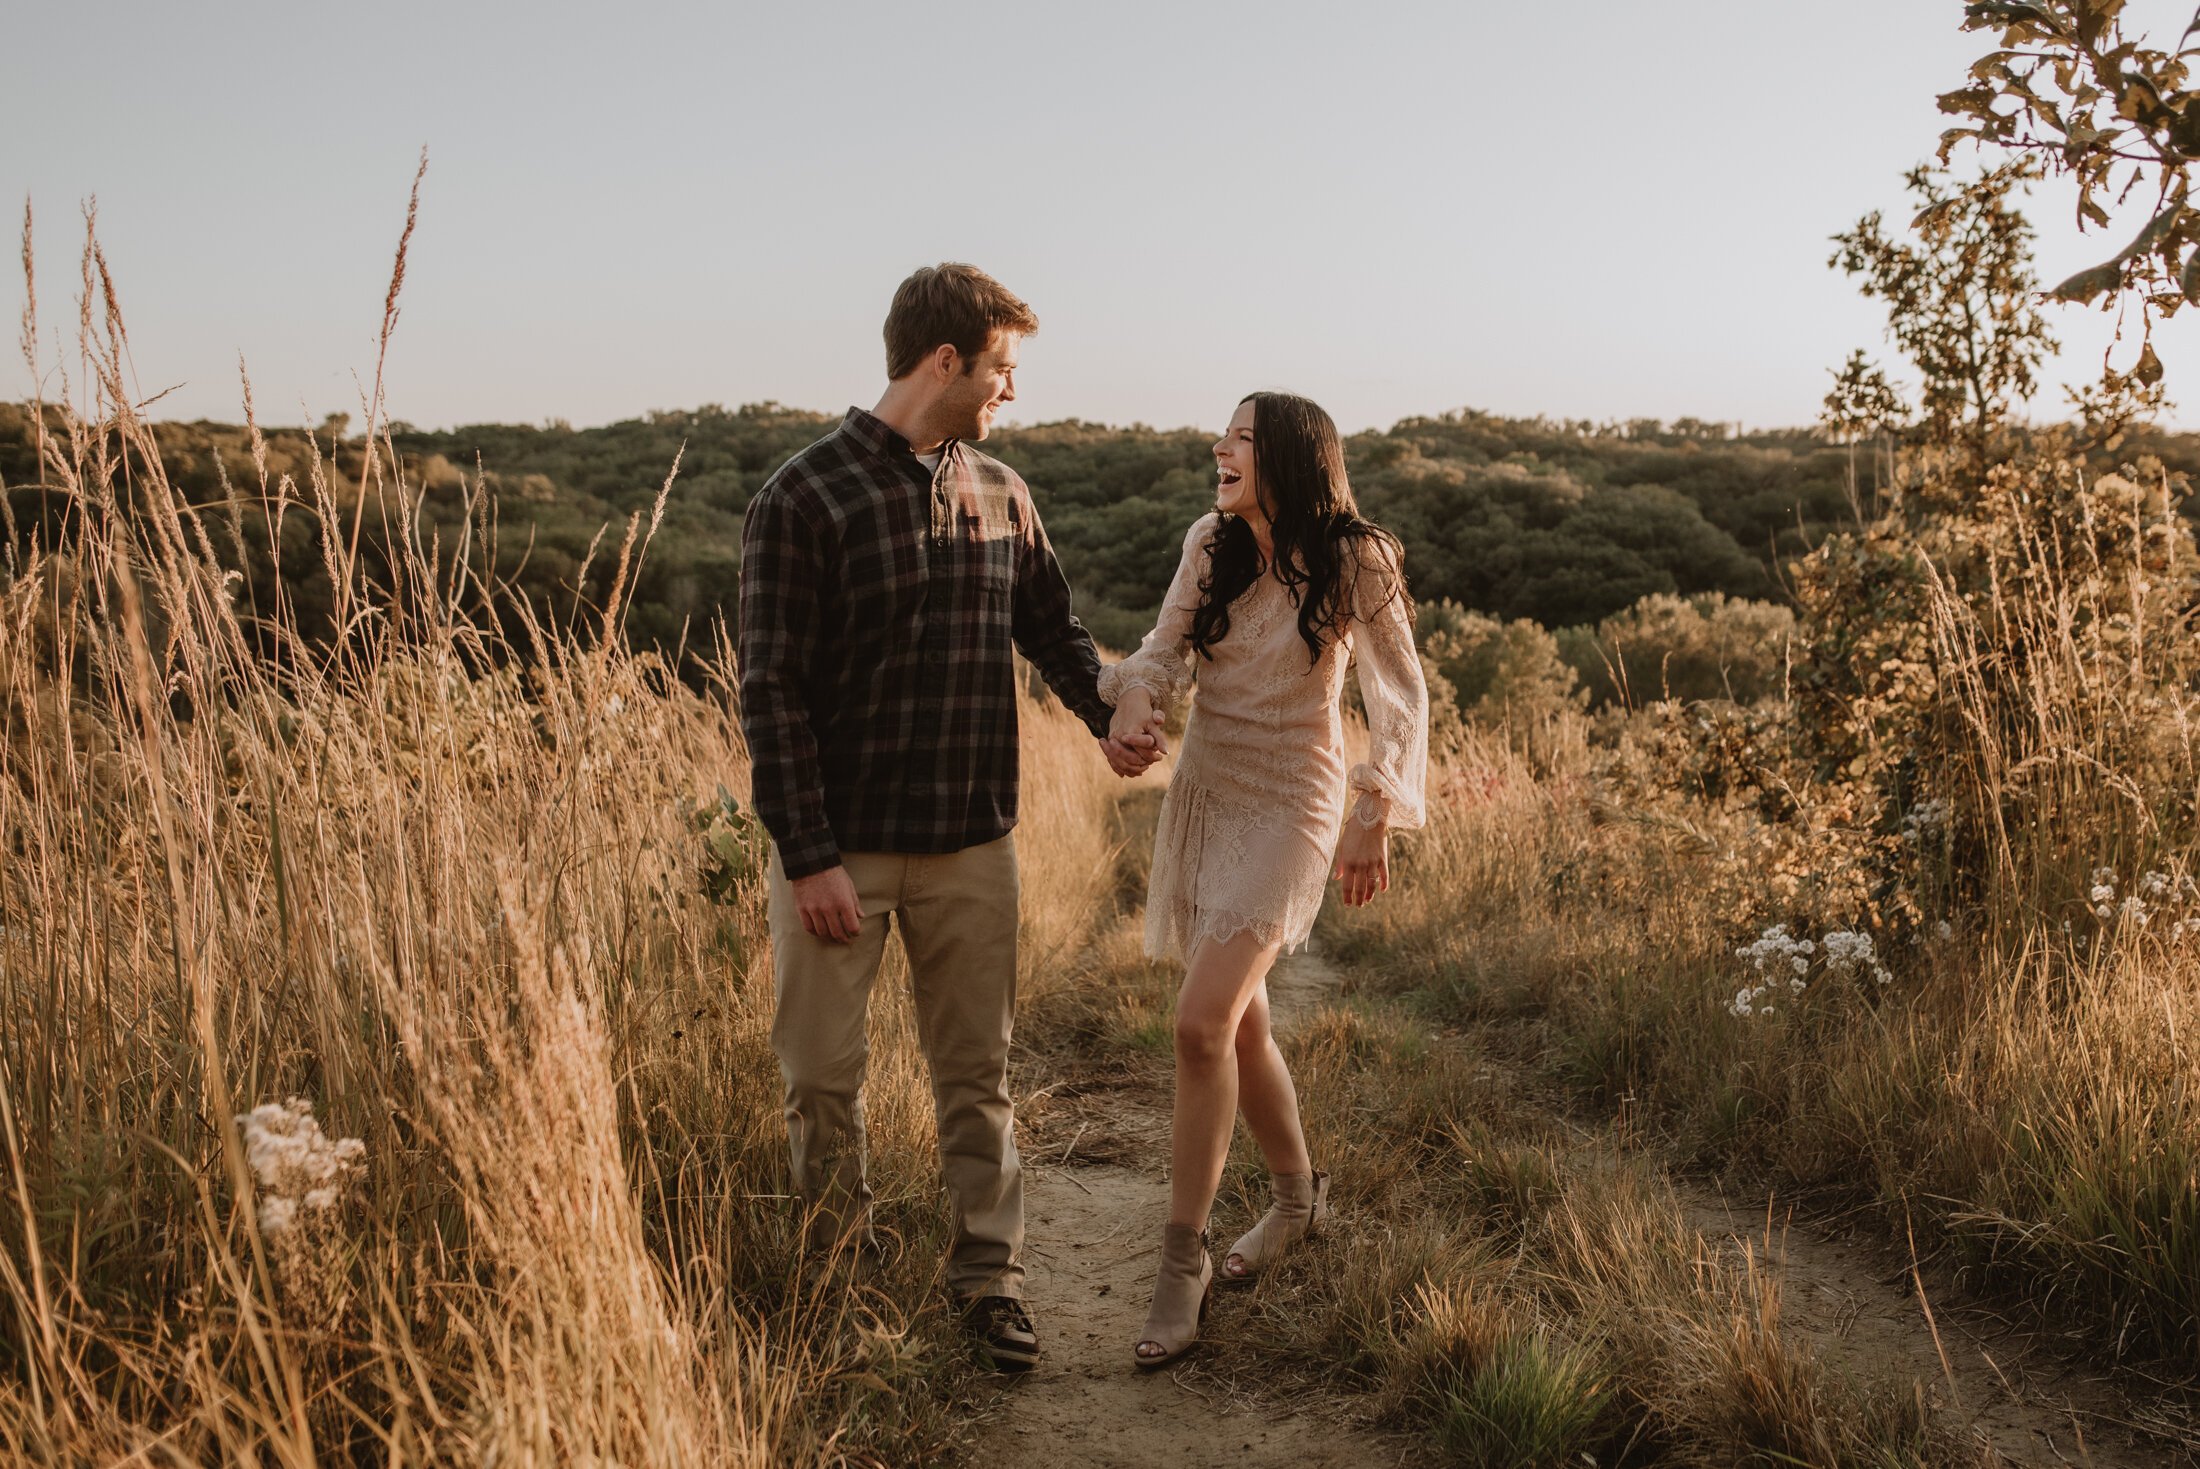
[1102,731,1163,777]
[791,865,863,943]
[1333,818,1391,907]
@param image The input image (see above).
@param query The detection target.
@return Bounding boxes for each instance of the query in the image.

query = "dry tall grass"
[0,211,1125,1464]
[1326,538,2200,1372]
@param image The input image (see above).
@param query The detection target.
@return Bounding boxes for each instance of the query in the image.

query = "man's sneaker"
[960,1294,1040,1373]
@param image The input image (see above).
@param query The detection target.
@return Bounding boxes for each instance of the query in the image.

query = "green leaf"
[2134,341,2164,385]
[2172,104,2200,155]
[2182,247,2200,303]
[2113,197,2188,264]
[1964,0,2053,23]
[2048,259,2124,302]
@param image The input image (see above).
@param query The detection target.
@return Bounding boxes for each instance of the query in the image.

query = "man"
[738,263,1158,1372]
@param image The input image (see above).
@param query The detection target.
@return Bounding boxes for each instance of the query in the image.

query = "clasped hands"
[1101,687,1168,779]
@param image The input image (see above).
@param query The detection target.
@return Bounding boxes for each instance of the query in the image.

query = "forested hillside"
[6,398,2194,667]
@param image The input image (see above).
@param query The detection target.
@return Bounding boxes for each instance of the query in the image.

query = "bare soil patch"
[962,953,1427,1467]
[1673,1186,2198,1468]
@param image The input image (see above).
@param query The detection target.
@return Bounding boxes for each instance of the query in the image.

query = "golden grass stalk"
[0,197,1129,1464]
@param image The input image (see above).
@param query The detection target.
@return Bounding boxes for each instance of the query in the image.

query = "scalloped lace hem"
[1145,898,1319,964]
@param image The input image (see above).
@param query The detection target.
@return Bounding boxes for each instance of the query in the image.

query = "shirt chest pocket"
[957,511,1017,601]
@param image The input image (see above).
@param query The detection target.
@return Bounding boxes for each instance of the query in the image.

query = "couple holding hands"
[737,263,1428,1373]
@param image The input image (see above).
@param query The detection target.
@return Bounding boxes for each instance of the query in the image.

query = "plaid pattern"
[739,406,1113,879]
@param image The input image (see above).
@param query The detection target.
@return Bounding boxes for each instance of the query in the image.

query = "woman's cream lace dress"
[1097,513,1430,962]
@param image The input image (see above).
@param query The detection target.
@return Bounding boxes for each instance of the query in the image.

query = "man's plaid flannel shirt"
[738,406,1115,879]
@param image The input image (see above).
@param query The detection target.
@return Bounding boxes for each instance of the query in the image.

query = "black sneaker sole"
[976,1340,1041,1372]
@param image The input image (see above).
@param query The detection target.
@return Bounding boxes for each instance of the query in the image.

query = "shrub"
[1561,592,1796,709]
[1417,600,1586,760]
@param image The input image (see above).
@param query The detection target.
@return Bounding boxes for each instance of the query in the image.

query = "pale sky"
[5,0,2193,435]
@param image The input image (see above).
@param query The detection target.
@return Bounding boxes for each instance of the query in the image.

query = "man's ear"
[930,342,962,382]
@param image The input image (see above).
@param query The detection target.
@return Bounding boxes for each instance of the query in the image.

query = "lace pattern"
[1096,517,1208,713]
[1145,777,1329,961]
[1121,514,1430,963]
[1343,538,1429,830]
[1096,649,1190,708]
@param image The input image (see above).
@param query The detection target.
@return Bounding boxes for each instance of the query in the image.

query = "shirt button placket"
[923,473,953,827]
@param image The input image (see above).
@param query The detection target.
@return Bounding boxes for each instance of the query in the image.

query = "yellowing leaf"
[2049,260,2123,302]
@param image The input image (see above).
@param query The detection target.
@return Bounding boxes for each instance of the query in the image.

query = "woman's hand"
[1109,687,1160,748]
[1333,803,1390,907]
[1102,687,1166,777]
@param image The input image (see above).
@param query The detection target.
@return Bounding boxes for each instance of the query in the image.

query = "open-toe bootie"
[1132,1223,1212,1370]
[1222,1169,1329,1283]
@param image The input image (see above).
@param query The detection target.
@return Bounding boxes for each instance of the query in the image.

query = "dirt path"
[1673,1188,2193,1468]
[964,949,1424,1468]
[966,945,2190,1468]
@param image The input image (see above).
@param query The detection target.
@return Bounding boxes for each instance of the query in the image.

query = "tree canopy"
[5,398,2194,678]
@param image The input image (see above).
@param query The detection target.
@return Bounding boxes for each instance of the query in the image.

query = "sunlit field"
[7,358,2196,1461]
[0,222,1129,1463]
[11,12,2200,1446]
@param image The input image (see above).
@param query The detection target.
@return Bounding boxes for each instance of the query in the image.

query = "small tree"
[1820,349,1912,523]
[1828,162,2056,467]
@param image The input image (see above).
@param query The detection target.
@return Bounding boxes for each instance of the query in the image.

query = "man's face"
[942,331,1021,442]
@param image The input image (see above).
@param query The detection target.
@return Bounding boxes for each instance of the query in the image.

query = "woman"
[1099,391,1428,1369]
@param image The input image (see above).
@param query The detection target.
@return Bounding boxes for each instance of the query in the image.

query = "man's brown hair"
[883,263,1039,380]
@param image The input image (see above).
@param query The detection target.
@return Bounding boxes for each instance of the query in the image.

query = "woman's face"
[1213,401,1263,521]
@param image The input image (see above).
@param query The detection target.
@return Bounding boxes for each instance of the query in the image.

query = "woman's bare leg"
[1139,929,1285,1361]
[1231,984,1313,1178]
[1164,930,1283,1229]
[1223,984,1316,1276]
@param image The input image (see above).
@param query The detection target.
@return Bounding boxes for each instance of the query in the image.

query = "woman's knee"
[1231,1011,1274,1062]
[1174,1006,1235,1066]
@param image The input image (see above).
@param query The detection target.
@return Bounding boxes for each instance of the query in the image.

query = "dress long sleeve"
[1096,513,1214,711]
[1345,540,1429,832]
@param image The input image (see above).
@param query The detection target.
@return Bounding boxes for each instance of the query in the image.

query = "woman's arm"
[1345,539,1430,834]
[1335,539,1428,907]
[1096,515,1215,718]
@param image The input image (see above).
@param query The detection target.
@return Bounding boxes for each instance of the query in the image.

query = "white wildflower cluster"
[2087,866,2200,938]
[236,1098,366,1238]
[1819,929,1892,986]
[1729,925,1813,1017]
[1900,798,1950,842]
[2089,866,2119,918]
[1729,924,1891,1018]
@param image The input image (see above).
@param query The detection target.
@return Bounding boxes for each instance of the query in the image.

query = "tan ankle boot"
[1221,1169,1328,1283]
[1132,1223,1212,1370]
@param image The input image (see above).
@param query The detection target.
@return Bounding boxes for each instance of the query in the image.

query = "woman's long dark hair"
[1188,391,1405,666]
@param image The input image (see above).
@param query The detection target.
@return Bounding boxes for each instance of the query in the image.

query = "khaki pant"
[767,835,1023,1300]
